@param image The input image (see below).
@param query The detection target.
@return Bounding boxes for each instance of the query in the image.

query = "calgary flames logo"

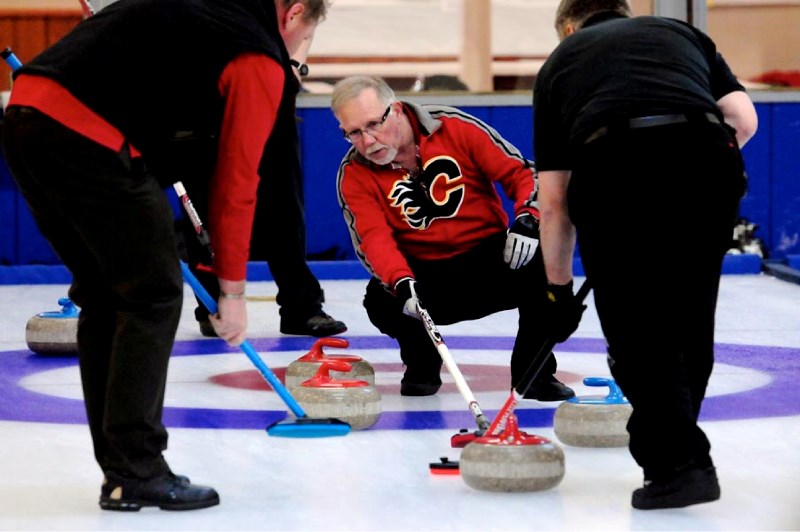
[388,156,465,229]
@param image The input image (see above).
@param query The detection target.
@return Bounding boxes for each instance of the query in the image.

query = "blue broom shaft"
[2,47,22,71]
[179,261,307,418]
[238,342,306,418]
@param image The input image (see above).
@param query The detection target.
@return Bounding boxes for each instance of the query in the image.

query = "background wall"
[708,1,800,81]
[0,0,81,92]
[2,1,799,92]
[289,0,800,92]
[0,1,798,270]
[294,94,799,262]
[1,93,798,268]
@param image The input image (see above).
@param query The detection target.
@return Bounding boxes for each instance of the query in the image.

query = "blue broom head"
[266,417,351,438]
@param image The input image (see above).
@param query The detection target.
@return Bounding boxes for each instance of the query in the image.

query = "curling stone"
[25,297,79,356]
[292,360,381,430]
[285,337,375,391]
[460,414,565,492]
[553,377,632,448]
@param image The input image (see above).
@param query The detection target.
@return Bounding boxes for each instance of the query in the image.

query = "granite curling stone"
[25,297,79,356]
[285,337,375,391]
[554,377,632,448]
[292,360,381,430]
[460,414,565,492]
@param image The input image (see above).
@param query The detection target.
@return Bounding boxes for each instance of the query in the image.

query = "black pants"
[568,121,745,480]
[2,107,181,479]
[364,231,558,385]
[183,132,323,324]
[248,146,324,322]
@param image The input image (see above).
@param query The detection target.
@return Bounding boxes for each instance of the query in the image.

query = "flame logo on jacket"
[388,156,465,229]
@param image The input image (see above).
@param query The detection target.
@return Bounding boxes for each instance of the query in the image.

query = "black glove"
[394,277,423,320]
[504,213,539,269]
[543,281,587,343]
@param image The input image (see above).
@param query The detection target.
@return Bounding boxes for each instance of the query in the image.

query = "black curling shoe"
[632,465,721,510]
[400,365,442,396]
[400,381,442,396]
[99,472,220,511]
[280,312,347,337]
[522,374,576,402]
[198,317,218,338]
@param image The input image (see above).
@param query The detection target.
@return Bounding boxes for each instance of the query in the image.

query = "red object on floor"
[750,70,800,87]
[429,457,460,475]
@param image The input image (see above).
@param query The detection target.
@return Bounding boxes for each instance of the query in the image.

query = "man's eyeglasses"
[342,105,392,143]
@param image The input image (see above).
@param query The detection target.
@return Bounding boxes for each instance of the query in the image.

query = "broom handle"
[180,261,308,418]
[418,303,491,432]
[1,47,22,71]
[487,279,593,436]
[173,181,214,261]
[78,0,95,17]
[516,279,593,395]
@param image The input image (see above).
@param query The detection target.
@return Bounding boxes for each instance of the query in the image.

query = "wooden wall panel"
[12,18,47,65]
[0,9,81,90]
[0,17,14,88]
[709,5,800,80]
[45,15,80,45]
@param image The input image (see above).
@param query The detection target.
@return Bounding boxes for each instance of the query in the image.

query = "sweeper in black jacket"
[533,0,757,511]
[2,0,329,511]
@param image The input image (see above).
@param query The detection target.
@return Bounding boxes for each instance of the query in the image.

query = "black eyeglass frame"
[342,105,393,144]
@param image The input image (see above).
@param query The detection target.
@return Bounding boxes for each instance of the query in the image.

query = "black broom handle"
[513,279,593,396]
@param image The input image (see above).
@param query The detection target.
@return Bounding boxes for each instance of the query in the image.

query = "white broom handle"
[78,0,96,17]
[417,304,490,431]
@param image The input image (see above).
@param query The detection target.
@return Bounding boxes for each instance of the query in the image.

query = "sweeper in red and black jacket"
[331,75,577,399]
[2,0,328,512]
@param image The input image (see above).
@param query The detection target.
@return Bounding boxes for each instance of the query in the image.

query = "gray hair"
[331,76,396,115]
[555,0,632,33]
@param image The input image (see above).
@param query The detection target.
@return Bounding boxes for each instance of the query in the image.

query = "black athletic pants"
[568,120,745,480]
[363,231,558,385]
[3,107,181,479]
[249,139,325,323]
[184,117,324,324]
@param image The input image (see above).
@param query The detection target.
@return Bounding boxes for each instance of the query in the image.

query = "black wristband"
[546,281,574,303]
[511,213,540,239]
[290,59,309,77]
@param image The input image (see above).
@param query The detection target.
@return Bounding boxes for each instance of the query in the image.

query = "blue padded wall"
[0,140,16,265]
[738,104,771,252]
[0,99,797,268]
[770,103,800,257]
[298,106,356,260]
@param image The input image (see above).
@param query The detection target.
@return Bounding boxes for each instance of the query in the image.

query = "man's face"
[335,89,399,166]
[282,22,318,56]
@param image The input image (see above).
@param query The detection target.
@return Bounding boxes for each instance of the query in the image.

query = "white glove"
[395,277,422,320]
[504,214,539,269]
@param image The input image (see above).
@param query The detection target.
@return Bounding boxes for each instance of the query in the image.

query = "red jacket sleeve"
[338,157,415,288]
[462,119,540,220]
[209,53,285,280]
